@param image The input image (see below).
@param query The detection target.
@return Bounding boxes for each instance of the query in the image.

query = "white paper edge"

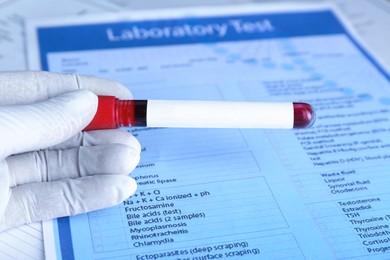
[42,220,57,260]
[330,2,390,74]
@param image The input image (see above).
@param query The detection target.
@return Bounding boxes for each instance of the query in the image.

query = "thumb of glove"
[0,89,98,158]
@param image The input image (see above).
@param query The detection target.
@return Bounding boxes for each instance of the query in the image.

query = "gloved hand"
[0,71,141,231]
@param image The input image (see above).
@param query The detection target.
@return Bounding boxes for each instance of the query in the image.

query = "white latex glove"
[0,71,141,231]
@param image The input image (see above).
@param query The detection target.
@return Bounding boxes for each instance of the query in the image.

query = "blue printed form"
[26,4,390,259]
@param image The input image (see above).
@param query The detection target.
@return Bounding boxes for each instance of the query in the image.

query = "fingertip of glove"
[117,130,142,152]
[57,90,98,125]
[114,176,137,202]
[84,143,140,175]
[75,74,133,99]
[82,175,138,209]
[113,144,141,174]
[126,177,138,197]
[66,89,98,108]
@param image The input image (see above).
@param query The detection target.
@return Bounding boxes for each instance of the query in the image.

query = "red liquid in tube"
[84,96,315,130]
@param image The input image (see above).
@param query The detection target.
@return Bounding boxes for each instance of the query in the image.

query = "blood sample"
[84,96,315,131]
